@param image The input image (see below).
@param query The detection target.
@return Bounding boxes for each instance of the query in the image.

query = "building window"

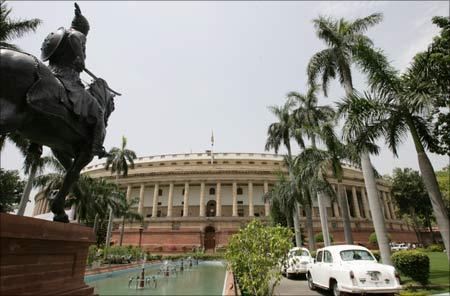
[157,202,162,205]
[237,201,243,205]
[254,213,260,217]
[180,210,183,216]
[157,210,161,217]
[181,201,184,205]
[209,188,215,195]
[237,187,243,195]
[146,214,152,218]
[158,189,163,196]
[238,209,244,217]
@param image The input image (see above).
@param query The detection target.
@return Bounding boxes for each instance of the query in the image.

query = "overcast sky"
[1,1,449,216]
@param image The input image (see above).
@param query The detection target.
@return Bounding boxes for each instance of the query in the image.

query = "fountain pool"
[86,261,227,295]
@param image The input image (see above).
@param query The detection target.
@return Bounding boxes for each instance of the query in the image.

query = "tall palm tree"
[0,0,42,50]
[117,197,142,246]
[104,136,137,248]
[337,92,393,265]
[307,13,391,261]
[350,45,450,259]
[265,102,304,247]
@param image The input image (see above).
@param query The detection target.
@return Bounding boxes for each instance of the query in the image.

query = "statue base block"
[0,213,96,295]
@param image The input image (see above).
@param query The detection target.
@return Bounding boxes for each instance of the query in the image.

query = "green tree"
[226,219,293,296]
[105,136,137,248]
[308,12,393,265]
[0,0,42,50]
[435,166,449,212]
[390,168,435,244]
[0,169,25,213]
[406,16,449,155]
[117,197,142,246]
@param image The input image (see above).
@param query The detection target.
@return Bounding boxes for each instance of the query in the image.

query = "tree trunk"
[317,192,331,246]
[417,152,450,259]
[407,119,450,260]
[17,163,38,216]
[361,152,392,265]
[105,206,114,248]
[410,208,423,245]
[119,216,125,246]
[293,202,302,247]
[304,203,315,251]
[337,182,353,244]
[93,213,99,241]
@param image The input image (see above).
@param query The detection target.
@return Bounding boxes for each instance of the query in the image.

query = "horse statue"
[0,48,116,222]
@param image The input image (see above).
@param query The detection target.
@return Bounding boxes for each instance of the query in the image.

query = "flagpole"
[211,130,214,165]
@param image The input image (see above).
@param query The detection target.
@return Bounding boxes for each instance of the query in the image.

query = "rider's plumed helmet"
[71,3,89,35]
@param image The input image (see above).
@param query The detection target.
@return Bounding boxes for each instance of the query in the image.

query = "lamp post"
[138,225,143,248]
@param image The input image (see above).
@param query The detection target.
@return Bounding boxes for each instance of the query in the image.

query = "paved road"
[274,274,327,296]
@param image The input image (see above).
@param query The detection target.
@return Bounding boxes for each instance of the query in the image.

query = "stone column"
[199,182,206,217]
[264,181,270,216]
[382,191,391,220]
[333,202,340,218]
[232,182,238,217]
[167,183,174,217]
[352,186,361,218]
[152,183,159,218]
[126,185,132,201]
[388,192,397,220]
[361,187,371,219]
[248,182,254,217]
[183,182,189,217]
[138,184,145,215]
[216,182,222,217]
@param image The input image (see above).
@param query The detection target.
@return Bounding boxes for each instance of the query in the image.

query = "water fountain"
[127,254,158,290]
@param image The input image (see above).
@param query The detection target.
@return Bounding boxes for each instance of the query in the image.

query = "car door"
[322,250,334,289]
[313,250,324,287]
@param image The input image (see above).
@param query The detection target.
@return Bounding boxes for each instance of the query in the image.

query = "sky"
[1,1,449,216]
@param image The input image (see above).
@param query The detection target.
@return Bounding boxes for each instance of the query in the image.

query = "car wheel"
[331,280,340,296]
[307,273,315,290]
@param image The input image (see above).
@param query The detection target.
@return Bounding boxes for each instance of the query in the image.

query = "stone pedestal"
[0,213,96,295]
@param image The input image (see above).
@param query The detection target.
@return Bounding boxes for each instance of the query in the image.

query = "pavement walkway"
[274,275,326,296]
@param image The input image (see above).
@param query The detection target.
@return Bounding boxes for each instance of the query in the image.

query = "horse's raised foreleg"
[51,149,94,223]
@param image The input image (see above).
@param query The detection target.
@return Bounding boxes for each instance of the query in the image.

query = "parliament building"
[33,152,418,252]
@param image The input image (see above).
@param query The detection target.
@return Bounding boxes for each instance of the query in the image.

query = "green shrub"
[368,232,391,245]
[314,232,334,243]
[371,250,381,261]
[87,245,99,266]
[104,245,144,264]
[392,250,430,285]
[310,250,316,259]
[426,244,444,252]
[226,219,293,296]
[399,290,429,296]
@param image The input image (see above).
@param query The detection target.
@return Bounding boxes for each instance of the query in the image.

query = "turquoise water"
[86,261,226,295]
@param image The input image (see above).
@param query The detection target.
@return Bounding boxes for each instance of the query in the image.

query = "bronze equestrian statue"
[0,3,119,222]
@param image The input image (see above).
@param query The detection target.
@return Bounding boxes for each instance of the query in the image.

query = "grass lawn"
[401,252,449,295]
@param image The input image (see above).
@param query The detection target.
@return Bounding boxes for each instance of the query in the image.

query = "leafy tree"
[435,166,449,212]
[0,169,25,213]
[406,16,449,155]
[117,197,142,246]
[389,168,435,244]
[0,0,42,50]
[226,219,293,296]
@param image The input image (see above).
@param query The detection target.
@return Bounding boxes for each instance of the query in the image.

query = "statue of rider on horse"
[0,3,120,222]
[41,3,107,158]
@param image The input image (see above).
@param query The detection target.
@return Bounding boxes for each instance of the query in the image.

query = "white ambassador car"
[281,247,313,277]
[307,245,401,296]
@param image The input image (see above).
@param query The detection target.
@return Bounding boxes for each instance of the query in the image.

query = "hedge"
[368,232,391,245]
[392,250,430,285]
[314,232,334,243]
[426,244,445,252]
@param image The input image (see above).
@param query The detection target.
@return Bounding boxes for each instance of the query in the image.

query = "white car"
[307,245,401,296]
[391,243,409,251]
[281,247,313,278]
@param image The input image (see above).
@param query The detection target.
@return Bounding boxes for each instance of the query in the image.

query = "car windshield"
[292,249,309,257]
[340,250,375,261]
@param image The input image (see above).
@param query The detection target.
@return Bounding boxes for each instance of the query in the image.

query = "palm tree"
[349,45,450,259]
[104,136,137,248]
[307,13,392,259]
[265,102,304,247]
[117,197,142,246]
[289,85,350,245]
[0,0,42,50]
[337,92,393,265]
